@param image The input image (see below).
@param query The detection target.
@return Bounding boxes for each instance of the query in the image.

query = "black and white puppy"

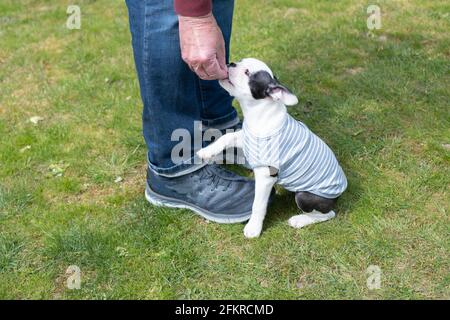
[197,58,347,238]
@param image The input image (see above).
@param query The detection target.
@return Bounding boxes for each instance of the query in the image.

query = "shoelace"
[199,166,232,192]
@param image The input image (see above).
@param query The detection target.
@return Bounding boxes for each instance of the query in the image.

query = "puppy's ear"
[266,82,298,106]
[249,71,299,105]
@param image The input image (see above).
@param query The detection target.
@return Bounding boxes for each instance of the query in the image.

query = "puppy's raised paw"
[196,147,215,162]
[243,221,262,238]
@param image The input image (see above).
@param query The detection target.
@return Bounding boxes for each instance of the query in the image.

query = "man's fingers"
[189,56,228,80]
[191,63,211,80]
[203,58,227,80]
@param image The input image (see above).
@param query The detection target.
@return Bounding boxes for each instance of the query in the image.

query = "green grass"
[0,0,449,299]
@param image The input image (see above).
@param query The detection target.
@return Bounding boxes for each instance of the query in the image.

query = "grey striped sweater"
[243,115,347,199]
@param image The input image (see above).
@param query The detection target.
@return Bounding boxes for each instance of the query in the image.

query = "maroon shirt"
[174,0,212,17]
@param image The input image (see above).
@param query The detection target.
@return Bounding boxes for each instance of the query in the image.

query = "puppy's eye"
[245,69,250,76]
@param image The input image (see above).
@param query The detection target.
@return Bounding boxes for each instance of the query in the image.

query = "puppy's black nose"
[227,62,237,68]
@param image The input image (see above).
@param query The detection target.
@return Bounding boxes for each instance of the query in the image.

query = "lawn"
[0,0,449,299]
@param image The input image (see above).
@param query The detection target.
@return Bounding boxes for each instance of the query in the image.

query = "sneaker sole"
[144,185,251,224]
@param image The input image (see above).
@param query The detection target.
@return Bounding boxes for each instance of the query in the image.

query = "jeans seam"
[198,78,207,112]
[142,3,150,110]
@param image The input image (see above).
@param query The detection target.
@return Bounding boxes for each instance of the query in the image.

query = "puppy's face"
[219,58,298,106]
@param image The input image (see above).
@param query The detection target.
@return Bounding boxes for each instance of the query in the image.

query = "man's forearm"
[174,0,212,17]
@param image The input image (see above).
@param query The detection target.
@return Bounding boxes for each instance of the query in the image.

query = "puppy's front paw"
[196,147,215,162]
[243,221,263,238]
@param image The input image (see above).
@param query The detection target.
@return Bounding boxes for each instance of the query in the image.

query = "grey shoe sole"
[145,185,251,224]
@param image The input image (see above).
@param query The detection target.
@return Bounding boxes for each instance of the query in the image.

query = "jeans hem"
[147,153,207,178]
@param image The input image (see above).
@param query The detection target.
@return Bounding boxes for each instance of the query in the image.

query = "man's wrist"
[174,0,212,17]
[178,12,213,23]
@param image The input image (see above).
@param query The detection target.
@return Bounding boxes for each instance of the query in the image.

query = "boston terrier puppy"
[197,58,347,238]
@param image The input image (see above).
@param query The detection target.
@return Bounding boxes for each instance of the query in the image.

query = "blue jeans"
[125,0,237,177]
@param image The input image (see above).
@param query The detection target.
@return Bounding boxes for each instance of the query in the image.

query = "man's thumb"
[216,43,228,79]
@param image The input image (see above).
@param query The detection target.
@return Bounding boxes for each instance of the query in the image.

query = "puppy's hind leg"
[288,191,337,229]
[288,210,336,229]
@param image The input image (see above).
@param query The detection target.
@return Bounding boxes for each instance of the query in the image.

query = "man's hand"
[178,13,228,80]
